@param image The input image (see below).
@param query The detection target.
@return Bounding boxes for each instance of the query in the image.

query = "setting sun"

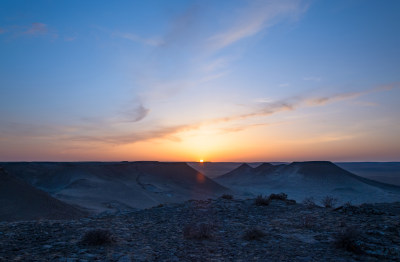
[199,159,204,163]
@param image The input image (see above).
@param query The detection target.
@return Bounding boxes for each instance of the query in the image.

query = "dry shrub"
[255,195,270,206]
[303,197,317,209]
[268,193,288,201]
[221,194,233,200]
[243,227,266,240]
[334,227,363,254]
[81,229,115,246]
[321,196,338,208]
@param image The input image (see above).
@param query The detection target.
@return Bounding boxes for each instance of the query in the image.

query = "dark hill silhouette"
[0,167,86,221]
[1,162,230,213]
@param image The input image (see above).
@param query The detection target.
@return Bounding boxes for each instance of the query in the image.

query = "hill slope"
[1,162,230,213]
[216,161,400,204]
[0,167,86,221]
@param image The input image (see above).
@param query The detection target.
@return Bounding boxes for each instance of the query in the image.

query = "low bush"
[303,197,317,209]
[183,223,214,240]
[334,227,363,254]
[321,196,338,208]
[268,193,288,201]
[221,194,233,200]
[243,228,266,240]
[81,229,115,246]
[255,195,270,206]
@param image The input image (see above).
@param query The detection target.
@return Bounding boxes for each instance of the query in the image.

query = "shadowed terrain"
[336,162,400,186]
[0,168,86,221]
[215,161,400,204]
[0,198,399,261]
[0,162,230,214]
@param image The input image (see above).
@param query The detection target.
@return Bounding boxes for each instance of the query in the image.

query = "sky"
[0,0,399,162]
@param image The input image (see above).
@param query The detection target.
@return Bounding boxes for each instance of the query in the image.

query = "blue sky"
[0,0,399,161]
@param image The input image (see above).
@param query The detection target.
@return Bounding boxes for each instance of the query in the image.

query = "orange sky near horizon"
[1,1,399,162]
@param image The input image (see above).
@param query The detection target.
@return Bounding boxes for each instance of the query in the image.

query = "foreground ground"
[0,197,399,261]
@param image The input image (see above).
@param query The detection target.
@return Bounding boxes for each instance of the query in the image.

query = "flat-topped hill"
[1,162,230,214]
[216,161,400,204]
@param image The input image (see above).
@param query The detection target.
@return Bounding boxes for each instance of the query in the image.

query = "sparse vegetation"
[243,227,266,240]
[81,229,114,246]
[303,197,317,209]
[334,227,363,254]
[268,193,287,201]
[302,215,316,229]
[183,223,214,240]
[221,194,233,200]
[321,196,338,208]
[255,195,270,206]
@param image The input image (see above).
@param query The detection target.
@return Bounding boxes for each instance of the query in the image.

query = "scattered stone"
[0,198,399,261]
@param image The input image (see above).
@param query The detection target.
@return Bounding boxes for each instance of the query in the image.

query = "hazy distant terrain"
[1,161,400,221]
[189,162,400,186]
[187,162,287,179]
[189,161,400,204]
[214,161,400,204]
[336,162,400,186]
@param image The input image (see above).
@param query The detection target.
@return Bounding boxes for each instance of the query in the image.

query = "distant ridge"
[0,167,86,221]
[236,163,253,171]
[215,161,400,204]
[254,163,273,172]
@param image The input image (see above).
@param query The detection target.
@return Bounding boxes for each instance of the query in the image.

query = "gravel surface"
[0,197,399,261]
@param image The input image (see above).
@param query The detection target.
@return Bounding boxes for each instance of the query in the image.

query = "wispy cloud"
[202,57,231,73]
[80,101,150,126]
[208,0,308,51]
[126,1,308,102]
[2,83,396,149]
[68,124,191,145]
[67,83,398,146]
[157,4,201,49]
[0,22,59,39]
[120,104,150,123]
[306,82,400,106]
[23,22,48,35]
[112,32,163,46]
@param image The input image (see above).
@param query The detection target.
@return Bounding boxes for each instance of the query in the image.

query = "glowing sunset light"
[0,1,399,162]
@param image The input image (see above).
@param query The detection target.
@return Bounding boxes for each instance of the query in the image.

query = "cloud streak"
[2,83,396,150]
[208,0,308,51]
[120,104,150,123]
[112,32,163,46]
[23,23,48,35]
[62,83,398,147]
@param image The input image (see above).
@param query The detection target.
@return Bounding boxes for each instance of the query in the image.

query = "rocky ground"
[0,196,399,261]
